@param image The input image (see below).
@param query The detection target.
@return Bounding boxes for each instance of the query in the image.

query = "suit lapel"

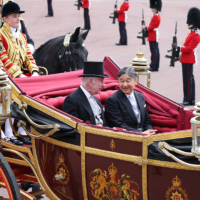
[118,89,138,123]
[77,87,96,124]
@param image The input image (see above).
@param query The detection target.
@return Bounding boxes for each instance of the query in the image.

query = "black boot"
[21,182,44,200]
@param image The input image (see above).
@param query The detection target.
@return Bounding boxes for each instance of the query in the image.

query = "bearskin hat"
[2,1,24,18]
[187,7,200,29]
[150,0,162,12]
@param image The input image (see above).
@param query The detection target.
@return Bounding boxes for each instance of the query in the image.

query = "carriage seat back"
[46,90,117,110]
[46,90,180,134]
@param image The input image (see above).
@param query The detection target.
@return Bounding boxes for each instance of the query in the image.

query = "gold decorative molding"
[80,124,143,142]
[31,127,82,152]
[19,95,77,128]
[142,137,148,200]
[85,146,139,162]
[110,139,115,151]
[147,130,199,145]
[2,139,34,164]
[32,138,60,200]
[133,156,148,166]
[148,159,200,171]
[81,152,88,200]
[5,157,29,167]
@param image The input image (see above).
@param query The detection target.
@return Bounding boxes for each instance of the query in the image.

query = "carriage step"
[29,189,45,196]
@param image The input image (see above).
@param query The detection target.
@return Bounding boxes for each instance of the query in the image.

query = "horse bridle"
[58,33,77,72]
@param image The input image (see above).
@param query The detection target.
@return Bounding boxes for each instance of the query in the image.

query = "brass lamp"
[191,102,200,161]
[130,49,151,88]
[0,67,12,142]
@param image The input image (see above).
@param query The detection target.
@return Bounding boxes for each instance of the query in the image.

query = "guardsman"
[0,0,35,54]
[142,0,161,71]
[173,8,200,106]
[82,0,91,30]
[115,0,129,45]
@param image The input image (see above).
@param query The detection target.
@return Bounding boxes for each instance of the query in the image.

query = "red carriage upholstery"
[12,56,193,134]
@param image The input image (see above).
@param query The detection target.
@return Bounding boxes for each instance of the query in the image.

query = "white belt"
[154,28,159,42]
[194,48,197,65]
[124,11,128,23]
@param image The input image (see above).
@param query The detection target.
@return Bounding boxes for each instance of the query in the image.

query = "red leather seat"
[46,90,179,133]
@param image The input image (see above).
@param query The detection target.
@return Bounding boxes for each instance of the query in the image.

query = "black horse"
[33,27,89,74]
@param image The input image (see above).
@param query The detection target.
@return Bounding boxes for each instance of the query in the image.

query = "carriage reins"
[58,33,77,72]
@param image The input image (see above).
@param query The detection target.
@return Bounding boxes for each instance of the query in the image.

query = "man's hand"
[172,43,177,49]
[143,129,157,134]
[114,8,117,12]
[32,72,39,77]
[142,25,146,30]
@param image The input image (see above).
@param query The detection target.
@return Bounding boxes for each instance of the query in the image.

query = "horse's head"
[60,27,89,72]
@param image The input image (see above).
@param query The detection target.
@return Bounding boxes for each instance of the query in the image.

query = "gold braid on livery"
[0,22,38,78]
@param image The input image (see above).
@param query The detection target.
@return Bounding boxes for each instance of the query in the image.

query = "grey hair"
[81,77,96,86]
[117,67,137,80]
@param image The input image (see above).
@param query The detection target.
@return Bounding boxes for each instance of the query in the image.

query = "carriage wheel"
[0,152,22,200]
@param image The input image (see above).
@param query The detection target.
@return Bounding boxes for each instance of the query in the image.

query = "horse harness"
[58,33,77,72]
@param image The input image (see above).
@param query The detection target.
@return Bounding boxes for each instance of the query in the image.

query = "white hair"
[81,77,97,86]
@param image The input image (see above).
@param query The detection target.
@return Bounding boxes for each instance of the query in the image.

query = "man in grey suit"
[105,67,156,134]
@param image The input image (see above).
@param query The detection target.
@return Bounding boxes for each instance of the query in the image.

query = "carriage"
[0,56,200,200]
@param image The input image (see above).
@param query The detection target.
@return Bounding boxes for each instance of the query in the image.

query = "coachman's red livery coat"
[0,22,38,78]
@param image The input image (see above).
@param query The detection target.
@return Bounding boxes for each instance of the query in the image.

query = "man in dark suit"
[62,61,109,126]
[105,67,156,134]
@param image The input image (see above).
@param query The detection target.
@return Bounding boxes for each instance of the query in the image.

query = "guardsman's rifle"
[165,22,180,67]
[137,9,148,45]
[74,0,82,10]
[109,0,118,24]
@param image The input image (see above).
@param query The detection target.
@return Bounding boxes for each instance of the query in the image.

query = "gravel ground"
[1,0,200,199]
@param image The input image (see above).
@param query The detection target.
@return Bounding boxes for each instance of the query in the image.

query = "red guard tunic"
[118,1,129,22]
[180,30,200,64]
[148,13,161,42]
[82,0,91,9]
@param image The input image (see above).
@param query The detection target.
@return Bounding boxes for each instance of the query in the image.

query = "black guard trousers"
[149,41,160,70]
[84,8,91,29]
[47,0,53,16]
[182,63,195,103]
[118,21,127,45]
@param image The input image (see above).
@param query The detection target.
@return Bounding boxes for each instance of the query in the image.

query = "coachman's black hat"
[150,0,162,12]
[78,61,109,78]
[187,7,200,29]
[2,1,25,18]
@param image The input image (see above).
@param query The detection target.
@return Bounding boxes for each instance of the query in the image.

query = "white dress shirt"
[10,26,20,40]
[80,86,103,126]
[126,92,141,123]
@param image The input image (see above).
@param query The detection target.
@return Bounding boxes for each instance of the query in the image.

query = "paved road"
[1,0,200,199]
[17,0,200,109]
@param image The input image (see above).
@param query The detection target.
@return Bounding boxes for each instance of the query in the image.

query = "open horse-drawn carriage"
[0,56,200,200]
